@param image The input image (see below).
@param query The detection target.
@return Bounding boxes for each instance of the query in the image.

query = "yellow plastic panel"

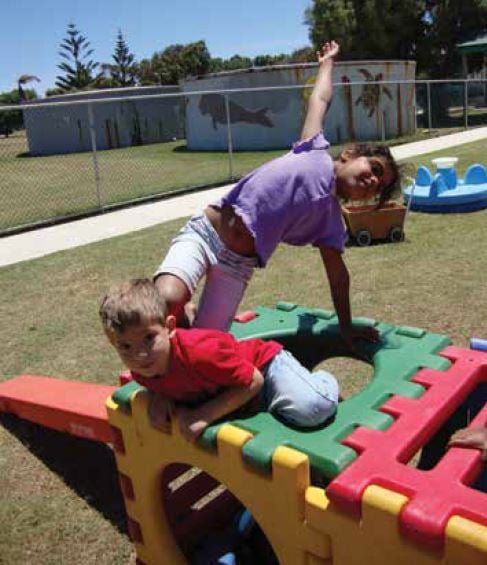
[305,484,442,565]
[106,391,330,565]
[445,515,487,564]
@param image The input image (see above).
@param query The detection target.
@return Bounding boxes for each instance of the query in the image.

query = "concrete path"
[2,126,487,268]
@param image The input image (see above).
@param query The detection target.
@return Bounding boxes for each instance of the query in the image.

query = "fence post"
[464,80,469,129]
[224,94,235,181]
[427,81,432,130]
[87,103,103,209]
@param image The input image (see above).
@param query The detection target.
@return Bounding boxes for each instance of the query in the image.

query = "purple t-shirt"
[217,131,346,266]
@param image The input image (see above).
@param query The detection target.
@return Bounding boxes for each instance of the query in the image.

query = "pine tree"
[55,23,99,91]
[109,30,137,87]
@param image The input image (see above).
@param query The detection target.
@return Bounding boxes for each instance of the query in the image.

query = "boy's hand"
[149,393,172,432]
[176,406,208,443]
[317,40,339,65]
[448,426,487,462]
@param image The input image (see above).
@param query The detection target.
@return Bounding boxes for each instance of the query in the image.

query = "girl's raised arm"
[300,40,339,141]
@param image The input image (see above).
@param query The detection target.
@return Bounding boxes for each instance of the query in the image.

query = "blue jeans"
[262,350,339,427]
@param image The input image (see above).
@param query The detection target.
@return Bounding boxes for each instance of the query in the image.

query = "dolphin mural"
[199,93,274,130]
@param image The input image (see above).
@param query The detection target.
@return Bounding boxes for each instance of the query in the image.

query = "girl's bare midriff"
[205,205,256,257]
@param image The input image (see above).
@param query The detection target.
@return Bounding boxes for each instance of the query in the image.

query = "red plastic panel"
[0,375,116,443]
[127,517,143,543]
[327,346,487,550]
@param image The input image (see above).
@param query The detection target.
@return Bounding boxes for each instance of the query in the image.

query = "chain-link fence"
[1,78,487,236]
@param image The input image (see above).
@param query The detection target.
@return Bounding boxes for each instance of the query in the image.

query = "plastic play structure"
[341,202,407,246]
[403,157,487,213]
[1,302,487,564]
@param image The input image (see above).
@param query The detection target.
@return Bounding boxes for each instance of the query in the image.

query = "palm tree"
[17,75,40,101]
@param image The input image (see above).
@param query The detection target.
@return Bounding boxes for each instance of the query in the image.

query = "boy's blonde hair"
[99,278,168,334]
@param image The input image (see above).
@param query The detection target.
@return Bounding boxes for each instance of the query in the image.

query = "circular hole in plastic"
[313,356,374,399]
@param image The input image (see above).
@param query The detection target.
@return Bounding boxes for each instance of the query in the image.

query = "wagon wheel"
[389,226,404,243]
[356,230,372,247]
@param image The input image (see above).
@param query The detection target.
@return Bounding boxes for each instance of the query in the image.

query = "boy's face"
[107,317,176,378]
[335,154,395,201]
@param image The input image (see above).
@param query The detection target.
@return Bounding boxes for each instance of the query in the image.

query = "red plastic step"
[0,375,116,443]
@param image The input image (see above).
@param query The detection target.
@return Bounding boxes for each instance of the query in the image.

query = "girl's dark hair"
[345,143,402,207]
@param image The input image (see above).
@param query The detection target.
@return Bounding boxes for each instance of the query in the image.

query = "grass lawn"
[0,126,464,233]
[0,131,284,232]
[1,139,487,563]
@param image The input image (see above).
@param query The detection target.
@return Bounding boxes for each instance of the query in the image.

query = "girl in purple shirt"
[154,41,400,351]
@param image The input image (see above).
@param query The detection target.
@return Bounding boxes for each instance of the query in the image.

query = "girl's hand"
[341,325,380,361]
[317,40,339,65]
[341,324,380,346]
[448,426,487,462]
[176,406,208,442]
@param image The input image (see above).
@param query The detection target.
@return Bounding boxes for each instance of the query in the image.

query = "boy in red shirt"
[100,278,339,442]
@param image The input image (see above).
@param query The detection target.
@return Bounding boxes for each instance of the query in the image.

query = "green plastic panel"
[200,304,452,478]
[110,303,452,478]
[111,380,140,411]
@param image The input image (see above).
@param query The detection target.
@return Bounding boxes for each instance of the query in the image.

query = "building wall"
[23,86,184,156]
[183,61,416,150]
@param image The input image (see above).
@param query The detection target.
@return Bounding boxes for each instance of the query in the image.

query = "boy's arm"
[300,40,339,141]
[448,425,487,462]
[176,368,264,442]
[318,244,379,353]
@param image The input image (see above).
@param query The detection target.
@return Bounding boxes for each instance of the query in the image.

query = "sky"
[1,0,311,97]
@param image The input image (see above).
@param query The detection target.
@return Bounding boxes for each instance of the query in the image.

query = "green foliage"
[353,0,426,60]
[45,87,66,97]
[290,46,316,63]
[47,23,316,91]
[306,0,426,59]
[305,0,357,55]
[0,89,36,136]
[137,40,211,85]
[253,53,291,66]
[422,0,487,77]
[104,30,137,87]
[181,40,212,76]
[208,57,225,73]
[136,58,158,85]
[219,54,253,71]
[253,54,275,67]
[305,0,487,77]
[55,22,99,91]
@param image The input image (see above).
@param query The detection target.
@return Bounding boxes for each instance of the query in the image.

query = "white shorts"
[155,213,258,331]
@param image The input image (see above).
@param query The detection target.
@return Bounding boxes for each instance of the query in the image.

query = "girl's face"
[334,153,395,201]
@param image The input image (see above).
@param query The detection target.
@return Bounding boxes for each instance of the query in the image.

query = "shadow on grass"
[171,143,287,154]
[0,413,128,534]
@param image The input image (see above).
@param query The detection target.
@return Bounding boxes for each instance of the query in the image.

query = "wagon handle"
[401,174,417,240]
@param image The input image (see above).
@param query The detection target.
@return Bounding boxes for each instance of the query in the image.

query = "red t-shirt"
[131,328,282,403]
